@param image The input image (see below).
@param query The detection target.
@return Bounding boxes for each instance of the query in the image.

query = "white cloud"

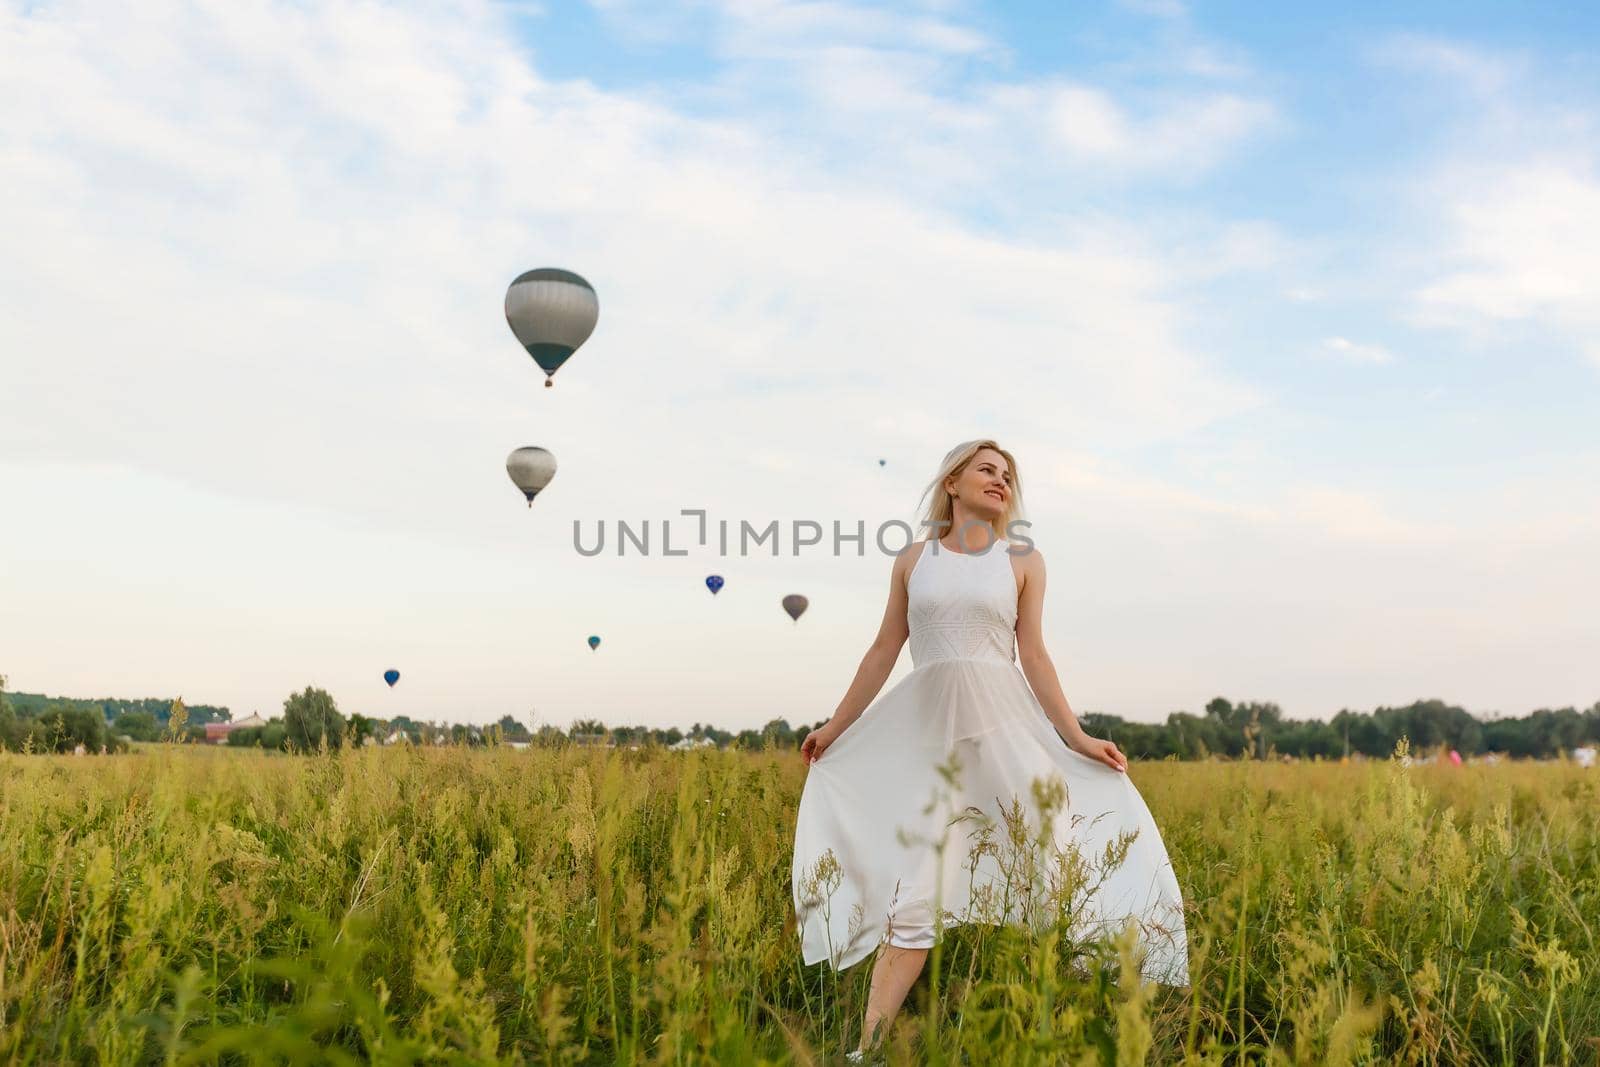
[1369,34,1600,365]
[1320,336,1394,365]
[1413,158,1600,352]
[586,0,1278,191]
[1369,34,1520,98]
[970,82,1277,178]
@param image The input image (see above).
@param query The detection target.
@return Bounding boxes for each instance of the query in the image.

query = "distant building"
[204,711,266,745]
[668,736,716,751]
[1576,746,1596,769]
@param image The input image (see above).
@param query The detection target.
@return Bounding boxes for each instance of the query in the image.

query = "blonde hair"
[917,439,1024,542]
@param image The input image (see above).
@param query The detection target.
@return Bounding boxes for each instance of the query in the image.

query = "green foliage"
[283,686,345,751]
[348,712,379,747]
[0,673,13,748]
[0,746,1595,1062]
[113,709,162,742]
[26,704,109,752]
[166,697,189,742]
[225,725,264,747]
[3,691,230,724]
[495,714,532,740]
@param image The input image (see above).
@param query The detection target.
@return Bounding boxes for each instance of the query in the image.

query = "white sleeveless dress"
[790,538,1190,986]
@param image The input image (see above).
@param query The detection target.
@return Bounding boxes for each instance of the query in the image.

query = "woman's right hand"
[800,723,840,765]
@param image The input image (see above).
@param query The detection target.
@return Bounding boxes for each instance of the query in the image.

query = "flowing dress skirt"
[792,656,1190,985]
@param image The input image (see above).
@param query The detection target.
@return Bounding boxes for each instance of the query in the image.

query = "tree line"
[3,674,1597,759]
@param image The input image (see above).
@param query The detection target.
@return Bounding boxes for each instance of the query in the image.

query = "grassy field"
[1,741,1596,1065]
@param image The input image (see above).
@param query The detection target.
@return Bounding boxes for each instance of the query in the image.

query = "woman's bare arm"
[820,543,918,735]
[1014,547,1127,771]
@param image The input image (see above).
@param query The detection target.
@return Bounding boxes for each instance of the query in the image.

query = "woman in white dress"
[790,439,1189,1058]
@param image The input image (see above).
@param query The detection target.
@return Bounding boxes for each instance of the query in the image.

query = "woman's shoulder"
[888,539,934,576]
[1004,538,1044,570]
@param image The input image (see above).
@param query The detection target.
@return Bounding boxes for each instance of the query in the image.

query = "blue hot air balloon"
[705,574,724,595]
[878,458,886,468]
[383,669,400,687]
[587,635,601,651]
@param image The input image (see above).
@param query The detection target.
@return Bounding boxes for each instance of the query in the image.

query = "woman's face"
[946,448,1013,522]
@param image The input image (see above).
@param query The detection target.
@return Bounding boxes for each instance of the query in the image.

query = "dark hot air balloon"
[705,575,724,595]
[506,446,557,506]
[587,635,601,651]
[383,669,400,688]
[782,594,808,623]
[505,269,598,387]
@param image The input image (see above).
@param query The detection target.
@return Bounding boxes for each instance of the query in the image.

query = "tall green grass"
[1,740,1595,1064]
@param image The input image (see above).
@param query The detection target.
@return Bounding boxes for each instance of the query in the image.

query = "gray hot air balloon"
[506,446,557,507]
[782,594,808,623]
[505,268,598,388]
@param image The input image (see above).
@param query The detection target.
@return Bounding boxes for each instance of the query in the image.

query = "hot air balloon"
[705,575,724,595]
[506,446,557,506]
[587,635,601,651]
[878,458,886,468]
[505,268,598,387]
[782,594,808,623]
[383,669,400,688]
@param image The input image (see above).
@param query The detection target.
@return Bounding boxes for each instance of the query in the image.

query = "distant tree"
[496,714,532,741]
[227,726,265,747]
[260,722,288,751]
[33,704,108,753]
[760,718,796,748]
[115,710,162,742]
[0,673,15,749]
[348,712,378,746]
[449,723,485,747]
[283,687,345,751]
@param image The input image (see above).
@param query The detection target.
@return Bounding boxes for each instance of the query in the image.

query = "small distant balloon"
[705,575,724,595]
[505,268,599,388]
[587,635,601,651]
[782,594,808,622]
[878,458,886,468]
[383,669,400,688]
[506,446,557,507]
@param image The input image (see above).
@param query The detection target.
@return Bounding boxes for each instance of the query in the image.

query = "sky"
[1,0,1597,732]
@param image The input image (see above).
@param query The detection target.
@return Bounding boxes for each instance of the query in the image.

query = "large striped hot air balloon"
[504,268,598,387]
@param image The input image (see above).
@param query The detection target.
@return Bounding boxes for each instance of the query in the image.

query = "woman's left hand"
[1068,733,1127,772]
